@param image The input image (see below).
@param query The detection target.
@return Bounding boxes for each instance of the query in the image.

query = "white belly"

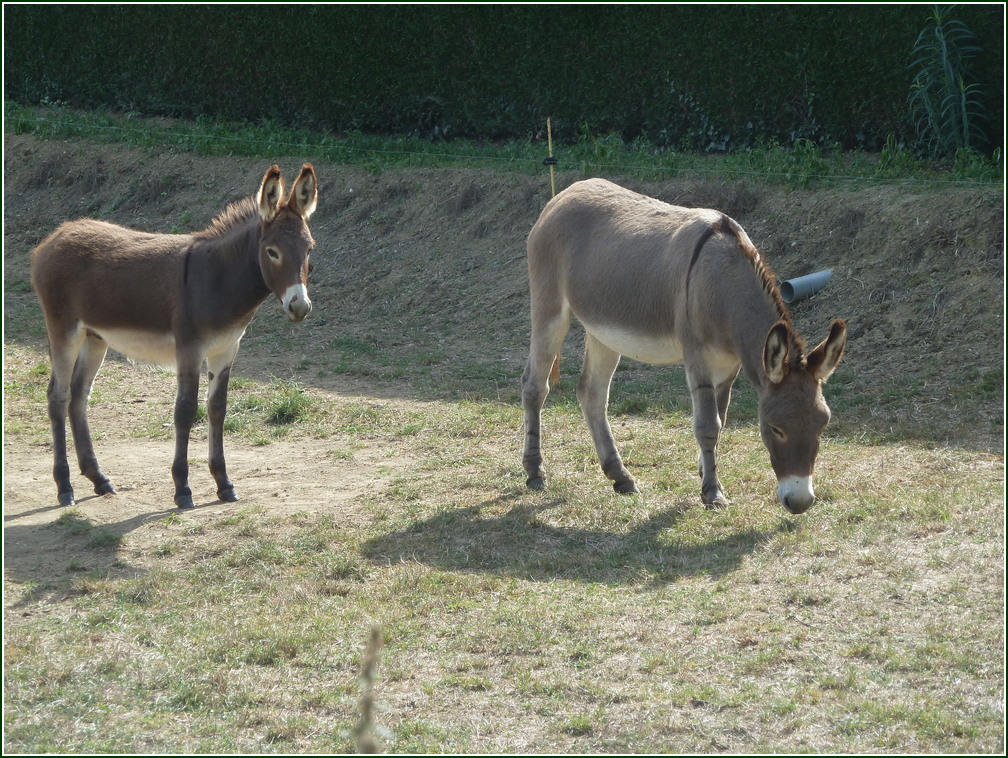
[95,327,178,367]
[584,323,685,365]
[92,325,247,368]
[583,322,742,383]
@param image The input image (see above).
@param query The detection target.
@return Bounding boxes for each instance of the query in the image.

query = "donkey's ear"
[807,318,847,382]
[288,163,318,219]
[762,321,791,385]
[257,165,285,222]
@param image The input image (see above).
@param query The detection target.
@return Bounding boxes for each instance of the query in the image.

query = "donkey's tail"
[549,353,561,387]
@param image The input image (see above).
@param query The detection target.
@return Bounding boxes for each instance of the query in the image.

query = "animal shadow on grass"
[3,508,174,608]
[361,494,783,586]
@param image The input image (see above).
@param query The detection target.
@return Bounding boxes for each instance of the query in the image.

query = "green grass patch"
[5,101,1002,187]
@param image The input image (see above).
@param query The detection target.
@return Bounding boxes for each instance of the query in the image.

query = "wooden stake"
[547,117,556,198]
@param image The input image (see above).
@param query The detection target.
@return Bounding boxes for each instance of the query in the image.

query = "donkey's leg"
[698,368,740,479]
[171,352,203,509]
[579,333,636,495]
[68,333,115,496]
[686,364,729,507]
[45,327,86,506]
[521,306,570,490]
[715,370,739,432]
[206,343,240,503]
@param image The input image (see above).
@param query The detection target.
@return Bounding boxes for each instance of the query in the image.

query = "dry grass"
[3,338,1004,752]
[3,133,1004,753]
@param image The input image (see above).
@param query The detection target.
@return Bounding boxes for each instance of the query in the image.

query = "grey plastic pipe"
[780,269,833,303]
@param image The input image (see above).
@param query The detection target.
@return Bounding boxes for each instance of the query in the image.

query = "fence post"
[545,117,557,198]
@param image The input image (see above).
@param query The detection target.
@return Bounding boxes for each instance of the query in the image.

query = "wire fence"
[4,109,541,167]
[4,108,1004,190]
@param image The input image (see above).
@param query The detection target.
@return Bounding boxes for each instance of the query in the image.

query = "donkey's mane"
[196,196,259,239]
[720,217,789,319]
[718,215,807,359]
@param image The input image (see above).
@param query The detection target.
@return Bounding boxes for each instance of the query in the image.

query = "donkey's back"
[529,177,721,261]
[527,178,748,364]
[528,177,723,283]
[31,219,189,339]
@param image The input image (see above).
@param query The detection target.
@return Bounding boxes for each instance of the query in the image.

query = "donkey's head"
[256,164,318,322]
[758,318,847,514]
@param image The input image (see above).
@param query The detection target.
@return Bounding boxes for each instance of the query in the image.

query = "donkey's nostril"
[783,494,814,515]
[287,296,312,322]
[778,476,815,514]
[282,285,311,321]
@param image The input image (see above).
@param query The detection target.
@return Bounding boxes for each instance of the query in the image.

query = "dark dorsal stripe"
[684,214,732,320]
[686,214,804,358]
[718,215,791,324]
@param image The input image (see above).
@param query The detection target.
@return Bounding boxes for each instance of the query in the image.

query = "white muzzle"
[282,284,312,321]
[778,476,815,514]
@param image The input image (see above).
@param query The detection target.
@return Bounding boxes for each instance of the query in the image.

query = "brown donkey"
[31,164,318,509]
[521,178,846,514]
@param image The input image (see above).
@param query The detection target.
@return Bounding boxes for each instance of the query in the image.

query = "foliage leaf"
[907,4,988,157]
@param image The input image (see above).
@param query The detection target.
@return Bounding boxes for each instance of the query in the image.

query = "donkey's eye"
[770,426,786,440]
[267,247,280,261]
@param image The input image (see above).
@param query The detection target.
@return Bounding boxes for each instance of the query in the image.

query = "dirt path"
[2,380,416,609]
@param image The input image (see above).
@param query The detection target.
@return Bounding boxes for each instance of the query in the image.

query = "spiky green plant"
[265,381,315,426]
[907,4,988,157]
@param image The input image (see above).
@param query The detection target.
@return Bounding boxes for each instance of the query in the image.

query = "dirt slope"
[4,132,1003,439]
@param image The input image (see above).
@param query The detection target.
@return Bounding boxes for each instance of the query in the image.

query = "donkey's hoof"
[95,481,116,496]
[613,480,639,495]
[175,495,196,510]
[702,493,730,508]
[217,487,239,503]
[526,476,546,492]
[57,491,76,507]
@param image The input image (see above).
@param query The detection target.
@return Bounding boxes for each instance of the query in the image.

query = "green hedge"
[3,5,1002,152]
